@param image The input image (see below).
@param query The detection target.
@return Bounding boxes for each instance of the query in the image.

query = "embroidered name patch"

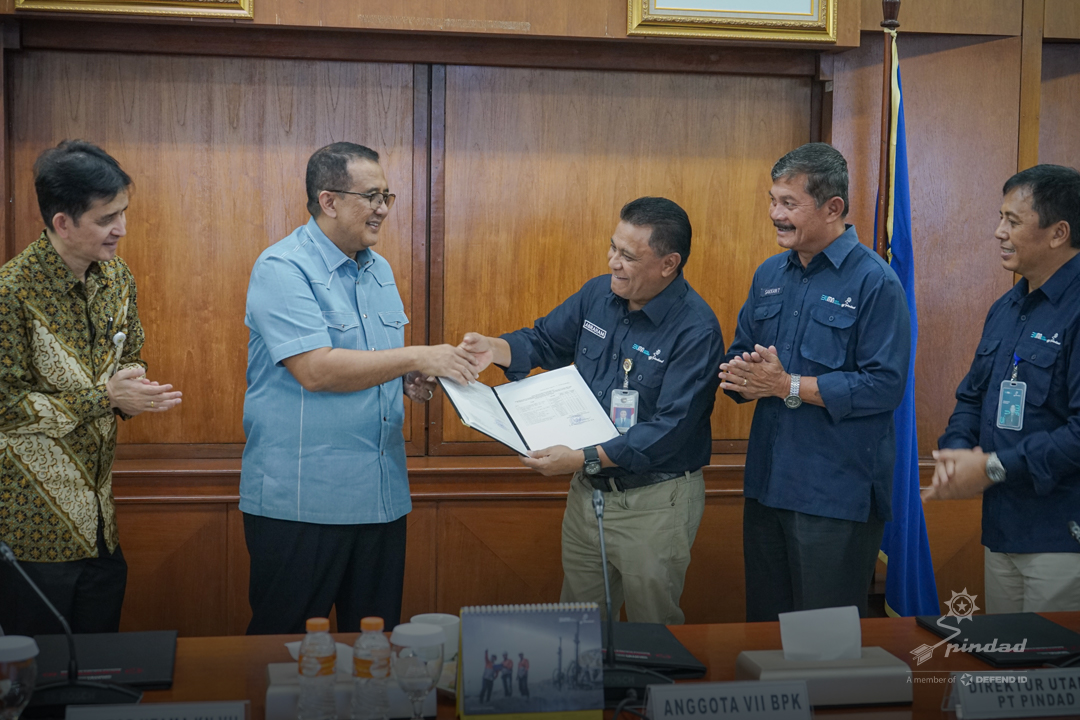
[583,320,607,339]
[761,287,783,297]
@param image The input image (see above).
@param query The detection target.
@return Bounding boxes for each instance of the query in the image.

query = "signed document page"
[493,365,619,451]
[439,377,530,455]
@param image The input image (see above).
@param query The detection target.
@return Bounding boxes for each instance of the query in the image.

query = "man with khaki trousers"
[461,197,724,624]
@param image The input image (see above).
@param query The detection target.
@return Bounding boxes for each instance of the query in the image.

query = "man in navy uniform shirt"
[925,164,1080,613]
[461,197,724,624]
[720,143,910,622]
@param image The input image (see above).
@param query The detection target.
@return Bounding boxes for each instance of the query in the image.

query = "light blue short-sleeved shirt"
[240,217,412,525]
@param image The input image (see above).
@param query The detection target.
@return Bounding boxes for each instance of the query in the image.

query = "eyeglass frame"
[326,189,396,210]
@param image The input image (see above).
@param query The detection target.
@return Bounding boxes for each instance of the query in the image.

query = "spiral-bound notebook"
[457,603,604,720]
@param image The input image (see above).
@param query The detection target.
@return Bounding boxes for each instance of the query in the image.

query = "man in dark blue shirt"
[720,143,911,622]
[926,164,1080,613]
[461,197,724,624]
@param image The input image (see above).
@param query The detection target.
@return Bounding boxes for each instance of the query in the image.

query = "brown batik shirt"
[0,232,145,562]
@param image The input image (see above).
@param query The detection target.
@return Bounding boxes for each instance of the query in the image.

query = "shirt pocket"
[378,310,409,349]
[322,311,360,349]
[801,304,856,370]
[629,355,666,390]
[968,337,1001,391]
[752,302,783,347]
[1015,337,1060,407]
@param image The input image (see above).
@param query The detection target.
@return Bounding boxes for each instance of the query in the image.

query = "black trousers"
[0,522,127,637]
[743,497,884,623]
[243,512,407,635]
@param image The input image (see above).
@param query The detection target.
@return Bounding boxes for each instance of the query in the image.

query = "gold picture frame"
[14,0,253,20]
[628,0,836,43]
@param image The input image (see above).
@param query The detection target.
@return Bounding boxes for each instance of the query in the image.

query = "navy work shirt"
[725,226,911,522]
[501,274,724,477]
[939,252,1080,553]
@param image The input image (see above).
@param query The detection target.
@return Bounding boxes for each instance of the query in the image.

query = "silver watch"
[985,452,1006,484]
[784,374,802,409]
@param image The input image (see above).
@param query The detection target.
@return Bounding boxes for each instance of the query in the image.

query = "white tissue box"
[265,663,436,720]
[735,647,913,707]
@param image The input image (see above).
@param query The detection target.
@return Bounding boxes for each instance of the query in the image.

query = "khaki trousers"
[559,470,705,625]
[984,547,1080,613]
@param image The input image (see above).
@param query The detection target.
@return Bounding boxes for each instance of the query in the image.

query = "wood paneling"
[15,20,823,76]
[9,51,419,447]
[116,503,229,637]
[922,497,984,609]
[1019,0,1045,171]
[860,0,1022,36]
[1044,0,1080,40]
[832,33,1021,454]
[681,497,745,624]
[434,66,811,450]
[1040,43,1080,166]
[402,503,439,620]
[111,459,983,634]
[435,500,567,611]
[4,0,860,48]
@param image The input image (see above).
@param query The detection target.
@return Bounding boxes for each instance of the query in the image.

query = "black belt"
[584,470,689,492]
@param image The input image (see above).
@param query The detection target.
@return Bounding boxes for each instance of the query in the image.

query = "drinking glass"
[0,637,39,720]
[389,623,444,720]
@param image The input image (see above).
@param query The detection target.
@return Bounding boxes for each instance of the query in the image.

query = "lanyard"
[622,358,632,389]
[1011,353,1021,382]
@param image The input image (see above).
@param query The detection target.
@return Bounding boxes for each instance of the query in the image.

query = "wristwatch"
[985,452,1006,484]
[784,374,802,409]
[583,446,602,476]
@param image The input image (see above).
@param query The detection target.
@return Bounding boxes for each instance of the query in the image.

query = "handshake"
[400,332,506,403]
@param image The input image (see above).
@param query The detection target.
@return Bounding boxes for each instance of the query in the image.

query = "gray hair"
[771,143,849,218]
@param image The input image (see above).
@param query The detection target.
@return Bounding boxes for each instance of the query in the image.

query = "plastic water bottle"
[297,617,337,720]
[350,617,391,720]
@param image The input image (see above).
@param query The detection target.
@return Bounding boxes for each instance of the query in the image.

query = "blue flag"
[876,32,939,617]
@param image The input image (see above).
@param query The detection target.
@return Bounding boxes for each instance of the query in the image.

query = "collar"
[305,216,364,275]
[32,231,103,294]
[784,224,860,270]
[609,274,689,325]
[1011,251,1080,306]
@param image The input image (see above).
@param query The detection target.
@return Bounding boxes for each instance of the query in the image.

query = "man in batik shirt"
[0,140,181,636]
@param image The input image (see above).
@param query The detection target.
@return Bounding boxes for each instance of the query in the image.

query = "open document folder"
[439,365,619,455]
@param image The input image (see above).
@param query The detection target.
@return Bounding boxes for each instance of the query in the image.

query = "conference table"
[142,614,1080,719]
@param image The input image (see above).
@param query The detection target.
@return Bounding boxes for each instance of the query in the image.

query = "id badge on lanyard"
[610,358,639,434]
[996,353,1026,431]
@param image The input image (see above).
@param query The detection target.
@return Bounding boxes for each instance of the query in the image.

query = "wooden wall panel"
[923,498,984,610]
[1044,0,1080,40]
[401,503,439,620]
[681,497,745,624]
[8,51,418,447]
[117,503,229,637]
[436,500,567,611]
[1,0,860,47]
[860,0,1022,36]
[832,33,1021,455]
[435,66,811,449]
[1040,44,1080,166]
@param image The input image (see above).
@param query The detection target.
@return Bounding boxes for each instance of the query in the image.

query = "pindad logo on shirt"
[821,295,857,310]
[632,344,665,363]
[1031,331,1062,346]
[583,320,607,339]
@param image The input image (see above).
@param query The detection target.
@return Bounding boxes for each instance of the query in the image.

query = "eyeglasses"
[328,189,396,210]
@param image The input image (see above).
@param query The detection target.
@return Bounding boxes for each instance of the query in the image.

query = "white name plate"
[646,680,810,719]
[67,701,249,720]
[949,669,1080,719]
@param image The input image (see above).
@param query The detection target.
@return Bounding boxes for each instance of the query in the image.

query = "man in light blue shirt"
[242,142,479,634]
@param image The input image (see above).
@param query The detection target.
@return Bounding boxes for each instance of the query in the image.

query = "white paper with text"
[493,365,619,451]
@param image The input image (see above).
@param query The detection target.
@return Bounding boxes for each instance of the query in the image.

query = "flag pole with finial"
[875,0,901,260]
